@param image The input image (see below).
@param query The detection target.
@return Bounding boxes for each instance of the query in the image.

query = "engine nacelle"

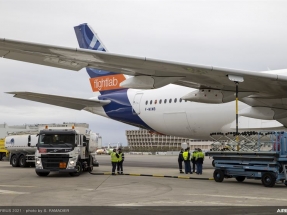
[239,107,287,120]
[181,89,253,104]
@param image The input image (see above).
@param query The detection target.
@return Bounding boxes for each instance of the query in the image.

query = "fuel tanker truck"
[5,124,100,177]
[5,133,38,167]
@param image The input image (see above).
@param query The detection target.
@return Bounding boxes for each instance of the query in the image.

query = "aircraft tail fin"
[74,23,107,51]
[74,23,126,94]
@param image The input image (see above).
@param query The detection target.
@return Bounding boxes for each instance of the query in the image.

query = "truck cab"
[35,127,95,177]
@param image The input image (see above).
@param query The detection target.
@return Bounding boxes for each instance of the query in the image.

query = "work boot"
[112,173,116,175]
[117,172,120,174]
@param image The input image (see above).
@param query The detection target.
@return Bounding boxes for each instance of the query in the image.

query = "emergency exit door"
[132,93,143,115]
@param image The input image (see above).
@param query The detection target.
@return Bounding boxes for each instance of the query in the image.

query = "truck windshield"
[38,134,75,147]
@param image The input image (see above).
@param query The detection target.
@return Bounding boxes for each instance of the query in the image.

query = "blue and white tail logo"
[74,23,107,51]
[74,23,126,94]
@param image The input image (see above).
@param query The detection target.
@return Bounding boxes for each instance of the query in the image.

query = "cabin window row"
[145,98,187,105]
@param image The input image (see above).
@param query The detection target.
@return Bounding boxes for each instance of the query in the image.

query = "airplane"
[96,143,122,155]
[96,148,106,155]
[1,23,287,140]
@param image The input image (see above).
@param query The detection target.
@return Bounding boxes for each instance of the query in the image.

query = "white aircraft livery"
[0,23,287,139]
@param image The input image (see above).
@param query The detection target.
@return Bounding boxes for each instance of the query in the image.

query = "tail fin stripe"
[74,23,125,93]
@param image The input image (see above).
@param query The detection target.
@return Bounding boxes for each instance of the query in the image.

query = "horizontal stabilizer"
[6,92,110,110]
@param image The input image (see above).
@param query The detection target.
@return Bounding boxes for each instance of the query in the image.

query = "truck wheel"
[213,169,224,182]
[235,176,245,182]
[11,155,19,167]
[0,153,3,161]
[261,172,276,187]
[69,162,82,177]
[19,155,28,167]
[36,172,50,177]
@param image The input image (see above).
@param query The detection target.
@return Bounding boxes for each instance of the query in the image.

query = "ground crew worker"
[196,148,204,174]
[178,148,184,173]
[183,147,192,174]
[191,148,198,173]
[117,148,125,174]
[110,148,119,175]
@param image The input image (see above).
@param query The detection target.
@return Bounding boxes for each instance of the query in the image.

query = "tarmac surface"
[0,155,286,214]
[96,154,214,169]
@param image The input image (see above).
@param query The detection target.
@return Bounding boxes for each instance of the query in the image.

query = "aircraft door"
[132,93,143,115]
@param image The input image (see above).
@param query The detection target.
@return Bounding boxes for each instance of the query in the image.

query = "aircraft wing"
[2,38,287,125]
[1,38,287,96]
[6,92,110,110]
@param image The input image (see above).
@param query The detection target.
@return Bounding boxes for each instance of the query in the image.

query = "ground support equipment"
[206,131,287,187]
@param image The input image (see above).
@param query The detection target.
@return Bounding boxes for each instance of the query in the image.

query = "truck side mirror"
[28,142,31,147]
[83,142,87,147]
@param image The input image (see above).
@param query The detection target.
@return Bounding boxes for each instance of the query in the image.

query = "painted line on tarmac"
[188,194,287,202]
[0,185,35,188]
[89,172,213,180]
[0,189,29,195]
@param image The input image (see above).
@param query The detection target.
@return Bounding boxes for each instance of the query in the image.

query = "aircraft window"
[145,101,148,105]
[150,100,152,104]
[164,99,167,103]
[169,99,172,103]
[159,99,162,104]
[174,98,177,103]
[155,100,157,104]
[179,98,182,102]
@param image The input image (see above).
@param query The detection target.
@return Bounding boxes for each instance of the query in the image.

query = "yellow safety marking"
[178,176,190,179]
[90,172,212,180]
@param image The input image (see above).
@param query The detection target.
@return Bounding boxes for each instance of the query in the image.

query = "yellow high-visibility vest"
[118,152,123,162]
[111,152,118,162]
[183,151,189,161]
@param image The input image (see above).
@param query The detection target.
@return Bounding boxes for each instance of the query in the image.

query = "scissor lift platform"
[206,132,287,187]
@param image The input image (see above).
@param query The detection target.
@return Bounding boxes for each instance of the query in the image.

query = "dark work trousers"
[197,161,203,174]
[117,161,123,174]
[192,160,196,172]
[111,162,117,174]
[178,160,183,172]
[184,160,191,174]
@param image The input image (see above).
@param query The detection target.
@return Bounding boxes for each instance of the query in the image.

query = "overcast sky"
[1,0,287,146]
